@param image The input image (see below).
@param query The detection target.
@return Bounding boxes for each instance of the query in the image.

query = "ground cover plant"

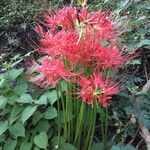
[0,0,150,150]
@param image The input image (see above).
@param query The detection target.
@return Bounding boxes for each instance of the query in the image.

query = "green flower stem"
[56,85,61,147]
[104,108,108,148]
[59,83,67,138]
[66,82,71,141]
[88,99,97,150]
[73,102,85,145]
[84,106,93,149]
[99,105,105,148]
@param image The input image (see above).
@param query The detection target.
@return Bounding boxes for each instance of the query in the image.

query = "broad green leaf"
[14,83,28,95]
[3,139,17,150]
[32,111,43,125]
[0,78,5,88]
[37,119,49,133]
[0,121,8,135]
[22,106,37,123]
[7,93,19,105]
[48,90,58,105]
[91,143,104,150]
[34,132,48,149]
[9,121,25,137]
[61,143,76,150]
[111,144,137,150]
[20,141,32,150]
[9,105,23,124]
[35,93,48,105]
[44,106,57,120]
[0,134,5,142]
[17,93,32,103]
[0,95,7,109]
[8,68,24,80]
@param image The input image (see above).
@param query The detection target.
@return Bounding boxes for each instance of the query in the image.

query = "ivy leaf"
[9,121,25,137]
[0,121,8,135]
[34,132,48,149]
[19,141,32,150]
[44,106,57,120]
[22,106,37,123]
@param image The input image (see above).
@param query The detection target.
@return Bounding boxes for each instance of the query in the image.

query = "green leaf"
[91,143,104,150]
[8,68,24,80]
[3,139,17,150]
[32,111,43,125]
[9,105,23,124]
[22,106,37,123]
[14,83,28,95]
[129,59,141,65]
[34,132,48,149]
[111,144,137,150]
[9,121,25,137]
[51,136,66,148]
[19,141,32,150]
[138,39,150,47]
[0,95,7,109]
[33,147,40,150]
[0,121,8,135]
[37,119,50,133]
[0,134,5,142]
[61,143,76,150]
[44,106,57,120]
[48,90,58,105]
[35,93,48,105]
[60,80,67,91]
[17,93,32,103]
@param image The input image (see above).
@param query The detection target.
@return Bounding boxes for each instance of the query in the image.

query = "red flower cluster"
[78,74,119,107]
[32,6,130,107]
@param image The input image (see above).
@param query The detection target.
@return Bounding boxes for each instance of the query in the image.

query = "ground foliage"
[0,0,150,150]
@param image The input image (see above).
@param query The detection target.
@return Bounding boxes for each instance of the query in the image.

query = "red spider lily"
[78,74,119,106]
[30,6,133,107]
[93,46,124,70]
[37,58,74,87]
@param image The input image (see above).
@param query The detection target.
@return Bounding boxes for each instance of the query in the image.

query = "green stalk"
[88,100,97,150]
[104,108,108,148]
[73,102,85,145]
[59,83,67,138]
[99,105,105,148]
[84,106,93,149]
[66,82,71,141]
[56,85,61,147]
